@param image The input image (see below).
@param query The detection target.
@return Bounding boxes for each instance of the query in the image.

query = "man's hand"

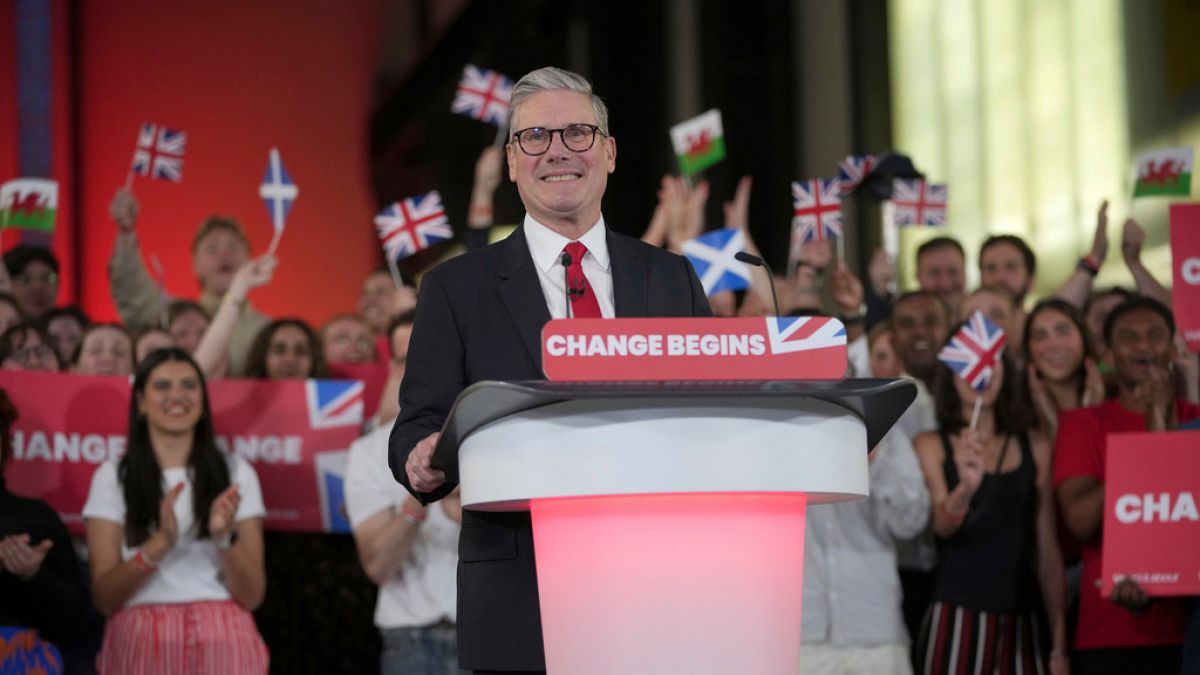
[867,248,895,297]
[110,188,140,234]
[1130,365,1174,431]
[1121,217,1145,265]
[0,534,53,581]
[1110,576,1150,613]
[406,432,446,494]
[1090,200,1109,265]
[830,258,864,316]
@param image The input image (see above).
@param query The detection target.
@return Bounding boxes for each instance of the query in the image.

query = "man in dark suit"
[389,66,711,673]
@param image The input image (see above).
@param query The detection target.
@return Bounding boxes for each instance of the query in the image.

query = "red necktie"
[563,241,602,318]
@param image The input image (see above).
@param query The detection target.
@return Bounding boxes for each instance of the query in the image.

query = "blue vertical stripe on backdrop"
[15,0,54,248]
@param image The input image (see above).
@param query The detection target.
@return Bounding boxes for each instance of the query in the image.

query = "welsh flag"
[1133,146,1193,198]
[670,109,725,176]
[0,178,58,233]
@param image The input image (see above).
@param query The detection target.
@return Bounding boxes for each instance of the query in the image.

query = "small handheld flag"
[891,178,948,226]
[670,109,726,177]
[1132,146,1193,198]
[791,178,843,243]
[681,228,752,296]
[837,154,876,195]
[451,65,514,127]
[129,122,186,185]
[260,148,298,255]
[374,191,452,263]
[939,310,1007,429]
[0,179,58,233]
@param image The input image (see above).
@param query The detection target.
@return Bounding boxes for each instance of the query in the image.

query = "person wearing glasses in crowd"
[0,322,61,371]
[391,66,710,674]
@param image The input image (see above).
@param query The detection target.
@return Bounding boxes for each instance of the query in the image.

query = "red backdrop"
[75,1,389,325]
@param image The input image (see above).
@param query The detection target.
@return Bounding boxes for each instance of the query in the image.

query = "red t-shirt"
[1053,397,1200,650]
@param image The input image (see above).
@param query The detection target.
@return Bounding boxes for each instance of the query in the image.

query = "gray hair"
[508,66,610,136]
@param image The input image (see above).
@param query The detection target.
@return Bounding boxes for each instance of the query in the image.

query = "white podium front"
[433,380,915,675]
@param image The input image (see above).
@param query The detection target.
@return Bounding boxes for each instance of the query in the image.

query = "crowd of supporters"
[1,147,1197,675]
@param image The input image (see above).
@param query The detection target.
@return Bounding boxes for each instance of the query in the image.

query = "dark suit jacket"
[389,224,711,671]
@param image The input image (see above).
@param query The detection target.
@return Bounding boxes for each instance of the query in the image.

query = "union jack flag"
[891,178,948,226]
[451,65,514,126]
[374,191,452,262]
[305,380,364,430]
[939,310,1007,391]
[837,154,876,195]
[130,122,186,182]
[766,316,847,354]
[792,178,843,245]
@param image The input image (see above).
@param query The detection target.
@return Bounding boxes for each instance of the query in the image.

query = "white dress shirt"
[801,429,930,646]
[522,214,614,319]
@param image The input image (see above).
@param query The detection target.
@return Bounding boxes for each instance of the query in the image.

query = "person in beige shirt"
[108,189,268,375]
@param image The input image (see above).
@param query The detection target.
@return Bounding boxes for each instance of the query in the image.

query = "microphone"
[561,251,573,318]
[735,251,781,317]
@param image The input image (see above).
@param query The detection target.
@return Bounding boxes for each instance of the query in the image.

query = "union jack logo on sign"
[451,65,514,126]
[374,191,453,262]
[938,310,1007,391]
[130,123,186,182]
[837,154,876,195]
[766,316,846,355]
[891,178,948,226]
[792,178,843,243]
[305,380,364,430]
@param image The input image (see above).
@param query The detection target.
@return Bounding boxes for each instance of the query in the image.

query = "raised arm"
[192,255,277,377]
[1121,217,1171,306]
[107,188,164,331]
[1055,199,1108,309]
[464,146,504,251]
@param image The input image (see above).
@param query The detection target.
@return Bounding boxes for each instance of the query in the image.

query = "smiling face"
[916,247,966,315]
[506,90,616,234]
[75,326,134,377]
[892,295,949,376]
[1027,308,1085,384]
[980,241,1033,301]
[265,324,314,380]
[1108,308,1175,389]
[138,359,204,437]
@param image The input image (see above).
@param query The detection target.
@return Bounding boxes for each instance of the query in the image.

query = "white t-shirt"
[82,453,265,607]
[344,425,459,629]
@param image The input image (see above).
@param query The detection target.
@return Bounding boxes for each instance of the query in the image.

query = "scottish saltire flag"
[0,178,57,232]
[891,178,948,226]
[837,154,876,195]
[374,191,452,262]
[131,123,187,182]
[766,316,846,354]
[792,178,843,243]
[681,228,752,296]
[451,65,514,126]
[305,380,364,430]
[1132,146,1193,197]
[939,310,1007,391]
[259,148,298,234]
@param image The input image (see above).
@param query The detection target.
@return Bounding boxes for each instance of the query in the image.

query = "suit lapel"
[608,229,648,318]
[497,227,551,370]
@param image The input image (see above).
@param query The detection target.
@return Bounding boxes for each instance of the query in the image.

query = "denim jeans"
[381,623,468,675]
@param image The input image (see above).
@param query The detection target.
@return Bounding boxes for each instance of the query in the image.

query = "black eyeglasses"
[511,123,605,156]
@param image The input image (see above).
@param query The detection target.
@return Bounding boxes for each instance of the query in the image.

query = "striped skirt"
[914,601,1047,675]
[97,600,268,675]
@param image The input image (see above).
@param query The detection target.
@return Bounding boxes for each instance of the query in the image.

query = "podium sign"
[542,316,847,381]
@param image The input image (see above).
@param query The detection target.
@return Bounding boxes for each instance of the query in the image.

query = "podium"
[433,378,915,675]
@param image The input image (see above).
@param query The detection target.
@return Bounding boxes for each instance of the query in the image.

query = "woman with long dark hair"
[912,327,1068,675]
[83,348,268,673]
[1023,299,1104,438]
